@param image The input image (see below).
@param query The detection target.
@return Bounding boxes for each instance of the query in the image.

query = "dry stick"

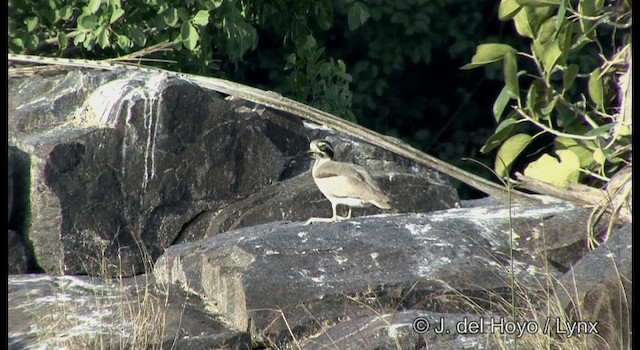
[8,54,544,205]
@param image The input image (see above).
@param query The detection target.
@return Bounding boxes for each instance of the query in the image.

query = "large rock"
[9,67,459,276]
[8,274,251,350]
[8,230,29,274]
[9,70,308,275]
[550,223,632,350]
[8,147,34,274]
[302,311,511,350]
[154,203,591,346]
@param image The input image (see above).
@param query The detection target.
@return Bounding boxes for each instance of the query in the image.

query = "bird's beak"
[307,149,317,157]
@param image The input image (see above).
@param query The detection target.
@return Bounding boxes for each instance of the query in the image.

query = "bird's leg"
[346,208,352,219]
[303,202,341,225]
[304,217,335,225]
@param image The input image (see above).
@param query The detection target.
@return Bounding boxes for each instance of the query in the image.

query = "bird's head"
[308,139,334,160]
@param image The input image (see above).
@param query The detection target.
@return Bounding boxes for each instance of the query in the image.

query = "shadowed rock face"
[8,68,458,276]
[9,70,308,276]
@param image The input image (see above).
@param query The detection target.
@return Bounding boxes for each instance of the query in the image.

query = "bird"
[304,139,392,225]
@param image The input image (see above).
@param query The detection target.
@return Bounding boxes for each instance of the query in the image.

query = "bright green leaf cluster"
[462,0,631,187]
[7,0,369,119]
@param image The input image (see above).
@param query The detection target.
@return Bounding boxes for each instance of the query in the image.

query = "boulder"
[8,230,29,274]
[550,223,632,350]
[8,273,251,349]
[154,203,590,346]
[9,68,458,276]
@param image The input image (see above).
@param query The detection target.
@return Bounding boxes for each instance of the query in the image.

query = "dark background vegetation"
[9,0,627,199]
[232,0,523,199]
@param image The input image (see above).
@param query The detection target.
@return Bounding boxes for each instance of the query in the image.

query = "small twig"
[513,108,599,140]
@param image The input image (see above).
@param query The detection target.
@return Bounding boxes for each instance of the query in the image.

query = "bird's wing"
[314,161,389,203]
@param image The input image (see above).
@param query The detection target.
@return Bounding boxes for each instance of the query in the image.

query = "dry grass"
[30,231,178,349]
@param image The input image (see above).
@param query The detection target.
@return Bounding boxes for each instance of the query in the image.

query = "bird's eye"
[318,141,331,151]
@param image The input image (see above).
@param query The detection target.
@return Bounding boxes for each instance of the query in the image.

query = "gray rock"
[550,223,631,350]
[154,203,586,346]
[8,274,251,350]
[8,230,29,274]
[179,169,458,241]
[9,70,308,276]
[302,310,514,350]
[9,68,459,276]
[179,121,460,240]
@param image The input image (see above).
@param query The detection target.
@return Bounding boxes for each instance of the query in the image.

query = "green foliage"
[330,0,504,182]
[7,0,364,119]
[495,133,533,178]
[463,0,631,187]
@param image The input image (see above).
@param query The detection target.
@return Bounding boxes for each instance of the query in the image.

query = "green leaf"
[57,32,68,50]
[110,8,125,24]
[536,16,557,45]
[176,7,190,21]
[524,150,580,187]
[516,0,560,6]
[10,38,24,50]
[115,33,132,49]
[41,5,56,24]
[579,0,596,35]
[555,137,594,168]
[24,17,38,32]
[503,52,519,97]
[192,10,210,26]
[617,124,632,137]
[181,21,198,50]
[164,8,179,27]
[513,6,552,39]
[313,0,334,30]
[97,27,109,48]
[460,43,516,70]
[300,34,317,52]
[526,80,544,117]
[555,0,566,29]
[493,86,515,122]
[513,7,534,38]
[73,32,86,46]
[499,0,522,21]
[533,38,562,73]
[88,0,102,14]
[495,133,533,177]
[588,67,604,109]
[25,34,39,50]
[540,95,558,115]
[60,6,73,20]
[584,122,615,137]
[481,116,519,154]
[348,2,370,31]
[126,27,146,46]
[562,64,578,93]
[593,148,606,165]
[78,14,99,29]
[82,31,94,49]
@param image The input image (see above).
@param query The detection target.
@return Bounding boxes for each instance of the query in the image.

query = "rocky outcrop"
[8,62,630,350]
[8,274,251,349]
[551,223,632,350]
[153,203,594,346]
[8,68,458,276]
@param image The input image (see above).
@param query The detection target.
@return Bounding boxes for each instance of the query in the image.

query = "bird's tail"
[371,194,392,209]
